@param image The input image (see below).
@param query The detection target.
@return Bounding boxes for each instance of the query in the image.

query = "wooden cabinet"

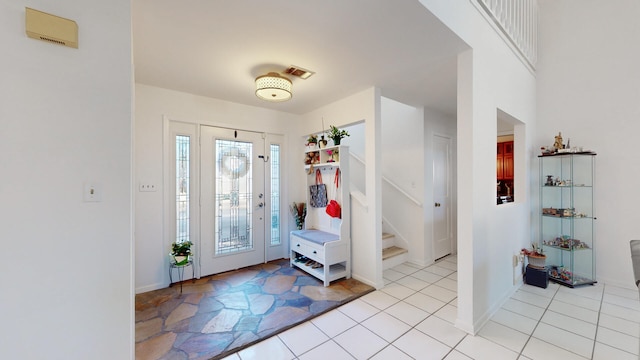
[497,141,514,180]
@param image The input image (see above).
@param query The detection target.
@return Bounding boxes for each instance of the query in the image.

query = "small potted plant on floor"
[326,125,349,146]
[522,243,545,268]
[171,240,193,266]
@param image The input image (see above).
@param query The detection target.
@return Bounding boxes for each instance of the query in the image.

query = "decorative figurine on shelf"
[306,134,318,150]
[318,135,328,149]
[545,175,554,186]
[553,132,564,151]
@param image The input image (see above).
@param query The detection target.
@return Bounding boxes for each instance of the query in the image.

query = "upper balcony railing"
[476,0,538,70]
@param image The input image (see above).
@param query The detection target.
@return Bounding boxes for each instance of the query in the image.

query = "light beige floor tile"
[384,300,430,326]
[455,334,519,360]
[532,322,593,358]
[478,320,529,353]
[437,260,458,271]
[403,292,447,314]
[337,298,380,323]
[553,290,601,311]
[521,337,588,360]
[603,284,639,300]
[444,350,473,360]
[501,298,545,321]
[596,327,640,355]
[511,289,553,308]
[434,304,458,324]
[548,299,599,324]
[382,268,405,282]
[592,342,638,360]
[393,329,451,360]
[362,311,411,342]
[519,282,559,298]
[411,270,445,283]
[434,277,458,292]
[603,293,640,311]
[392,263,421,275]
[557,282,604,301]
[424,264,455,277]
[239,335,295,360]
[600,302,640,323]
[421,284,457,302]
[416,315,467,347]
[395,275,430,291]
[541,310,597,339]
[360,290,400,310]
[598,313,640,337]
[298,340,355,360]
[380,282,417,300]
[311,309,357,338]
[333,324,388,360]
[370,345,413,360]
[491,308,538,334]
[278,322,329,356]
[447,272,458,281]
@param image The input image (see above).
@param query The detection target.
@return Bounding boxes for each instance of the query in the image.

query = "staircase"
[382,232,408,270]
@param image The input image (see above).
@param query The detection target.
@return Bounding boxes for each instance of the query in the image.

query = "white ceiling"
[132,0,469,115]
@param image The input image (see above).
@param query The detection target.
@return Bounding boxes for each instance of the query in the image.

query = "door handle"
[435,202,441,207]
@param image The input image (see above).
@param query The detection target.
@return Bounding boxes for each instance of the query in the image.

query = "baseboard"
[135,282,165,294]
[351,273,379,289]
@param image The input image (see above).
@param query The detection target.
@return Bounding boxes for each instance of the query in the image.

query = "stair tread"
[382,232,395,239]
[382,246,408,260]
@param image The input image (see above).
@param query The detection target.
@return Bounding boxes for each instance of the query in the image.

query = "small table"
[169,260,194,293]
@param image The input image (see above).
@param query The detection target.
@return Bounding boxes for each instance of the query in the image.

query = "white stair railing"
[476,0,538,69]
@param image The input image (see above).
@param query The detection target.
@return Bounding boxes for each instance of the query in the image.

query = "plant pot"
[332,138,341,146]
[172,255,190,266]
[319,139,328,149]
[307,143,317,151]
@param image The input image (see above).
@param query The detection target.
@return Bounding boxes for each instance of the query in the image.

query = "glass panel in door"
[200,126,265,276]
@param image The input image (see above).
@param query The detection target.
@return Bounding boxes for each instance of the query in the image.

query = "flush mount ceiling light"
[255,72,292,102]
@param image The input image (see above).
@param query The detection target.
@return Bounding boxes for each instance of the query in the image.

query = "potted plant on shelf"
[171,240,193,266]
[326,125,349,146]
[306,134,318,150]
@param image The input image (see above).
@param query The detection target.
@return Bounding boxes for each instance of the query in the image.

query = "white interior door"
[433,134,452,260]
[200,126,266,276]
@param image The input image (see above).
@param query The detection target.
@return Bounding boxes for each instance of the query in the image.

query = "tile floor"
[223,255,640,360]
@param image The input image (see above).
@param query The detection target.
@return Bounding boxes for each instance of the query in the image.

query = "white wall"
[134,84,299,292]
[421,1,537,333]
[0,1,133,359]
[537,0,640,288]
[381,97,426,264]
[301,88,382,288]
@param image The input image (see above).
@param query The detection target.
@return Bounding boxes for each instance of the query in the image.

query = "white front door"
[433,134,452,260]
[200,126,266,276]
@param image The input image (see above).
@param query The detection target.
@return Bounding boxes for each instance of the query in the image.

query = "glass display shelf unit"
[539,153,596,287]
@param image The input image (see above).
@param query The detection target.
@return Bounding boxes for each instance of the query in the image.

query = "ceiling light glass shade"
[255,72,292,102]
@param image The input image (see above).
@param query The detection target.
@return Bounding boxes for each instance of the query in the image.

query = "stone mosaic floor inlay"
[135,259,374,360]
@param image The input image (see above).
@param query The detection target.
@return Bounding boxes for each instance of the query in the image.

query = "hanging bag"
[309,168,328,208]
[326,168,342,218]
